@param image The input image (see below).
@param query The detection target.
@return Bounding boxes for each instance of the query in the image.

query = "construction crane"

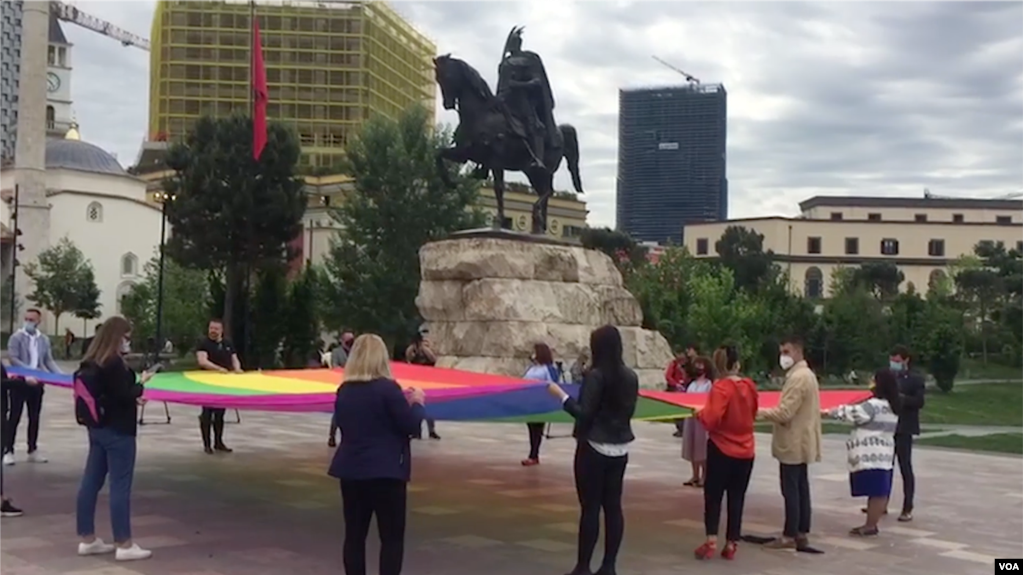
[651,55,700,86]
[50,0,151,51]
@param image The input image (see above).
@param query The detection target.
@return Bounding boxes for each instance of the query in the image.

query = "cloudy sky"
[65,1,1022,227]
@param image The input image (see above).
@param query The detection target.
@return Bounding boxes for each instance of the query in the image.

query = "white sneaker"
[2,453,14,466]
[78,538,116,556]
[115,544,152,561]
[26,451,47,463]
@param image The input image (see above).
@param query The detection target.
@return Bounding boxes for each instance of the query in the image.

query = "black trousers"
[199,407,227,447]
[340,478,407,575]
[779,463,811,537]
[894,433,915,513]
[4,385,43,454]
[526,422,544,459]
[704,440,754,541]
[573,441,628,573]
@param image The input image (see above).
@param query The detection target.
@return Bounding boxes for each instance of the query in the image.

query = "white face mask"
[121,340,131,354]
[779,354,795,370]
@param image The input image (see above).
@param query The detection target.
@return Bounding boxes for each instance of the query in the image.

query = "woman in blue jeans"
[75,316,154,562]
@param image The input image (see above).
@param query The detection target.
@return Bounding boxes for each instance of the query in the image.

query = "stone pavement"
[1,389,1021,575]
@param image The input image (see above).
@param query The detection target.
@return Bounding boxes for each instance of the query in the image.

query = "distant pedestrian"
[405,328,440,440]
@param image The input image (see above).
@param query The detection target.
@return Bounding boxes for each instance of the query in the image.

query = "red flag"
[251,15,268,160]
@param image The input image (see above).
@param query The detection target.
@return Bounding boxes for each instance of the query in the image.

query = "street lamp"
[6,184,23,334]
[152,190,176,365]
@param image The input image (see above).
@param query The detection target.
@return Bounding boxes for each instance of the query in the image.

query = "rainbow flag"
[6,365,867,422]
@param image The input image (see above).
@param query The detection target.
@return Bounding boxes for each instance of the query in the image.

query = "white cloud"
[63,1,1023,228]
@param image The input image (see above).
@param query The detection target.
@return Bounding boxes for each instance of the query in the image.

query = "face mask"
[889,361,903,372]
[121,340,131,354]
[779,354,795,370]
[23,321,37,333]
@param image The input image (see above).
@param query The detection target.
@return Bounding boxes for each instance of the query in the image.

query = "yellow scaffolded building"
[148,0,435,169]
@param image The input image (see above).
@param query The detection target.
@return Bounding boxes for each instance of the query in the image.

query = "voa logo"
[996,559,1022,573]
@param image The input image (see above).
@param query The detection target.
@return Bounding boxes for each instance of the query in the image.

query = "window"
[996,215,1012,225]
[880,238,899,256]
[867,213,882,221]
[804,267,823,299]
[86,201,103,223]
[806,237,822,254]
[115,281,135,315]
[47,45,54,65]
[45,105,54,129]
[914,214,927,222]
[120,253,138,276]
[952,213,964,223]
[845,237,859,255]
[57,47,66,67]
[830,212,843,221]
[927,239,945,257]
[696,238,708,255]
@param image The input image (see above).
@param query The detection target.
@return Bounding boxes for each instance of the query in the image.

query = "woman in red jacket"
[693,345,758,560]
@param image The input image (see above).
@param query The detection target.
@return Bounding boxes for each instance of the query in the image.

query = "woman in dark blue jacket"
[328,334,426,575]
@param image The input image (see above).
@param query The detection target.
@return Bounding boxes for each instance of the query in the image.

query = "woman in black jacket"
[74,316,154,562]
[1,363,25,516]
[547,325,638,575]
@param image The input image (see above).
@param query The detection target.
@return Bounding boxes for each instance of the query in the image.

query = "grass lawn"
[920,382,1023,427]
[958,358,1023,381]
[916,433,1023,455]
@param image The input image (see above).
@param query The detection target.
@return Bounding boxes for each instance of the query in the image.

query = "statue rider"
[496,26,560,171]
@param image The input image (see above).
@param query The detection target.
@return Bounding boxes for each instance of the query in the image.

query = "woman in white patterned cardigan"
[826,369,902,536]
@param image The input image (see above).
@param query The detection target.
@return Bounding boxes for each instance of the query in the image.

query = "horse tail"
[560,124,583,193]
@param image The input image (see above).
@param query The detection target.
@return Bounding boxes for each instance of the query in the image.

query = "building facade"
[45,16,74,137]
[682,195,1023,298]
[616,84,727,244]
[0,0,23,163]
[148,0,435,170]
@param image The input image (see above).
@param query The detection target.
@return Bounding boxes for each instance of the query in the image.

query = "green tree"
[819,286,889,375]
[580,227,648,272]
[917,298,964,392]
[324,105,485,349]
[280,266,320,368]
[713,225,778,293]
[120,253,210,354]
[23,237,100,334]
[249,265,288,369]
[852,261,905,300]
[72,267,102,335]
[163,114,306,339]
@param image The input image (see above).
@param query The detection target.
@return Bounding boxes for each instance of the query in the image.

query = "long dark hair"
[872,368,902,415]
[83,316,132,367]
[533,343,553,366]
[590,325,624,377]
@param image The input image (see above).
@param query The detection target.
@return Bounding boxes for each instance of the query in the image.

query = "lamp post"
[152,191,175,365]
[6,184,23,334]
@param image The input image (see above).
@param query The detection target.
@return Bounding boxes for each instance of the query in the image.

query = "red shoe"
[521,458,540,466]
[694,541,716,560]
[721,542,737,560]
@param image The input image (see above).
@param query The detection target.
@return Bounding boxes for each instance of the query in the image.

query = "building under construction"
[148,0,436,169]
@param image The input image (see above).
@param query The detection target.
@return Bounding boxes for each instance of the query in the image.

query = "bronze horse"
[433,54,583,234]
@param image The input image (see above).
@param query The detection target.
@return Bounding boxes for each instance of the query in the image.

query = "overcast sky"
[65,1,1022,228]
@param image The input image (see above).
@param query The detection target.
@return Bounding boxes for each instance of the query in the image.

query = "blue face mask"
[23,321,37,334]
[889,360,904,372]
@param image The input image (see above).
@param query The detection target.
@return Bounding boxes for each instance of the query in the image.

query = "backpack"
[73,366,104,428]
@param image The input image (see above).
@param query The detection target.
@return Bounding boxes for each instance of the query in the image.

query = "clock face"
[47,72,60,93]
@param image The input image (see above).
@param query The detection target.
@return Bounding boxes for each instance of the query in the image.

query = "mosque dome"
[45,127,126,176]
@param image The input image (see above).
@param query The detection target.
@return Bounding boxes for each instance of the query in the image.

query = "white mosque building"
[1,16,163,336]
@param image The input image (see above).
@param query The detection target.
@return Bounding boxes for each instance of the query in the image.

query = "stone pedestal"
[415,230,672,388]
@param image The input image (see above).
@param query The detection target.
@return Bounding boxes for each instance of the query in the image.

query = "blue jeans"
[76,427,137,542]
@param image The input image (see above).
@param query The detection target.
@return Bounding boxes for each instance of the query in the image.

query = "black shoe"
[328,437,337,448]
[673,430,683,438]
[203,447,214,455]
[429,432,441,440]
[214,444,233,453]
[1,499,23,517]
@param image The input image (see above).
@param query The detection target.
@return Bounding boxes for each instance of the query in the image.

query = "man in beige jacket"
[758,335,822,550]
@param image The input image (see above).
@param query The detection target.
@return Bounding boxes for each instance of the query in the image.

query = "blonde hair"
[343,334,393,382]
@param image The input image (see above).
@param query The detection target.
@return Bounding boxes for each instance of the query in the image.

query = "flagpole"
[249,0,256,118]
[243,0,256,366]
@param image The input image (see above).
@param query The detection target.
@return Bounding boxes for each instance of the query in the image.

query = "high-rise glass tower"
[616,84,727,244]
[1,0,24,163]
[148,0,435,169]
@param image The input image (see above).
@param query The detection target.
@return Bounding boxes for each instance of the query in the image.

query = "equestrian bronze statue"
[434,27,583,235]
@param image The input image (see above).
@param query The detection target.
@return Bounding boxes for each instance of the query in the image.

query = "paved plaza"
[1,388,1021,575]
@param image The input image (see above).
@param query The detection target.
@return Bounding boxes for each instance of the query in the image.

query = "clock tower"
[45,16,73,138]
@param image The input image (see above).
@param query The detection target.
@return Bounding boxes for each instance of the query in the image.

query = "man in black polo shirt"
[195,319,242,454]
